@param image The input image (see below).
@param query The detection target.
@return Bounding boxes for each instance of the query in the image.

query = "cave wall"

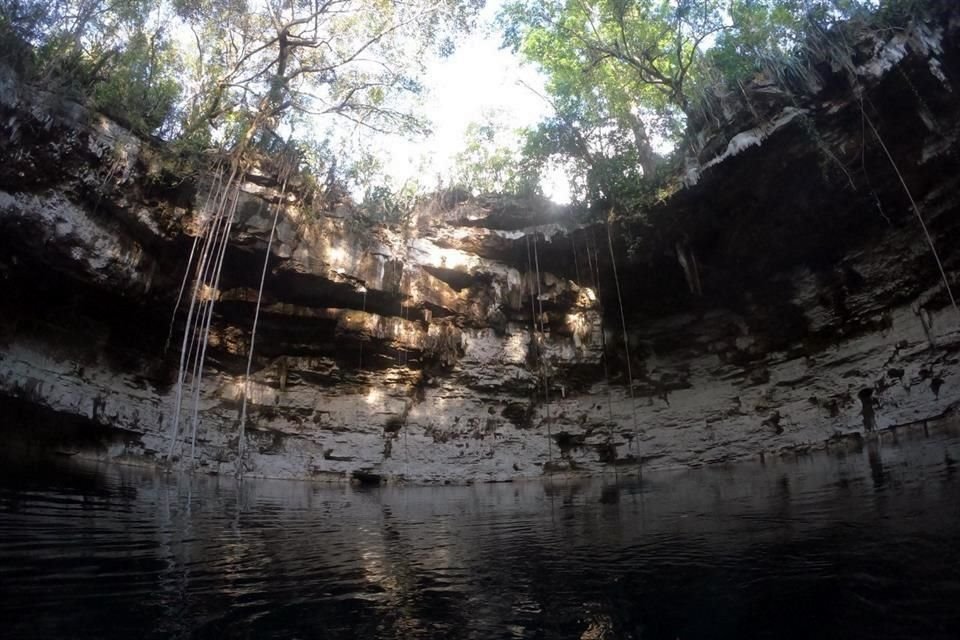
[1,12,959,483]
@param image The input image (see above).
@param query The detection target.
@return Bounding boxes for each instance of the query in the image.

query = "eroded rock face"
[1,10,959,482]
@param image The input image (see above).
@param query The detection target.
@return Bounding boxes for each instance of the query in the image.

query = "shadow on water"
[0,422,959,639]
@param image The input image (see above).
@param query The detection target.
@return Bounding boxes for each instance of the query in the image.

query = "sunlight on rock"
[424,243,468,271]
[566,312,592,346]
[578,287,597,306]
[503,333,529,364]
[365,388,383,406]
[328,246,347,268]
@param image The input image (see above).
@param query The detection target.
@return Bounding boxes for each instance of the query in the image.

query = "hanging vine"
[167,157,245,462]
[585,231,620,474]
[237,148,298,472]
[157,0,484,467]
[606,217,642,474]
[532,233,555,464]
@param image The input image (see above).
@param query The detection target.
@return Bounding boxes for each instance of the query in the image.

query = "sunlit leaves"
[91,29,181,134]
[2,0,485,175]
[498,0,883,208]
[452,114,539,195]
[1,0,186,135]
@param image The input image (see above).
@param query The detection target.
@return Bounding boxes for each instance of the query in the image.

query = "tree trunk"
[625,111,659,178]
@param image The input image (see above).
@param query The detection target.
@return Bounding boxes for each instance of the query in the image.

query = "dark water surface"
[1,427,959,639]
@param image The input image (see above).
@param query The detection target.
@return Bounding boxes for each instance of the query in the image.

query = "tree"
[91,27,181,133]
[519,83,647,204]
[172,0,485,156]
[501,0,728,180]
[3,0,485,157]
[452,113,538,194]
[706,0,876,81]
[1,0,183,134]
[499,0,882,205]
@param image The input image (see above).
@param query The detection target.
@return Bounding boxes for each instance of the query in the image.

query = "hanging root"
[864,110,960,325]
[165,232,201,355]
[525,235,553,462]
[586,231,618,476]
[167,160,243,463]
[188,181,243,461]
[532,234,554,463]
[237,151,297,473]
[165,163,225,354]
[606,217,642,476]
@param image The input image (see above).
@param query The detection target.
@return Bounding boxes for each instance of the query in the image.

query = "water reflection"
[0,424,958,639]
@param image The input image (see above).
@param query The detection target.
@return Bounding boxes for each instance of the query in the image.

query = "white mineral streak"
[700,107,808,173]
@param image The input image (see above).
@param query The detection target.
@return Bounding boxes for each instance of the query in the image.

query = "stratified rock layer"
[1,11,959,482]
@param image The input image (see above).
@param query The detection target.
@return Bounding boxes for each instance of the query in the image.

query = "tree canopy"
[0,0,929,208]
[496,0,887,205]
[1,0,484,184]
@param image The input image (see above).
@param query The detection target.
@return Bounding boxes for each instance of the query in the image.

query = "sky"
[367,1,571,202]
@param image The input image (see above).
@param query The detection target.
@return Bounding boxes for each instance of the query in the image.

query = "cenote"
[1,424,958,639]
[5,1,960,638]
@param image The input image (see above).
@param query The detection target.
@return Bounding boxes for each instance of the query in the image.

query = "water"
[1,426,959,639]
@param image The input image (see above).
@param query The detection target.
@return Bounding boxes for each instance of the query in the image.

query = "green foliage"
[451,116,539,195]
[169,0,485,153]
[1,0,183,134]
[498,0,905,212]
[501,1,726,128]
[497,0,732,203]
[358,183,418,226]
[3,0,925,223]
[703,1,874,83]
[523,115,641,204]
[337,149,425,227]
[2,0,485,179]
[91,29,181,134]
[0,1,44,73]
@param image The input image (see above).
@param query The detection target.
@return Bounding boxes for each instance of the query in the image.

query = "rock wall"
[1,10,959,483]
